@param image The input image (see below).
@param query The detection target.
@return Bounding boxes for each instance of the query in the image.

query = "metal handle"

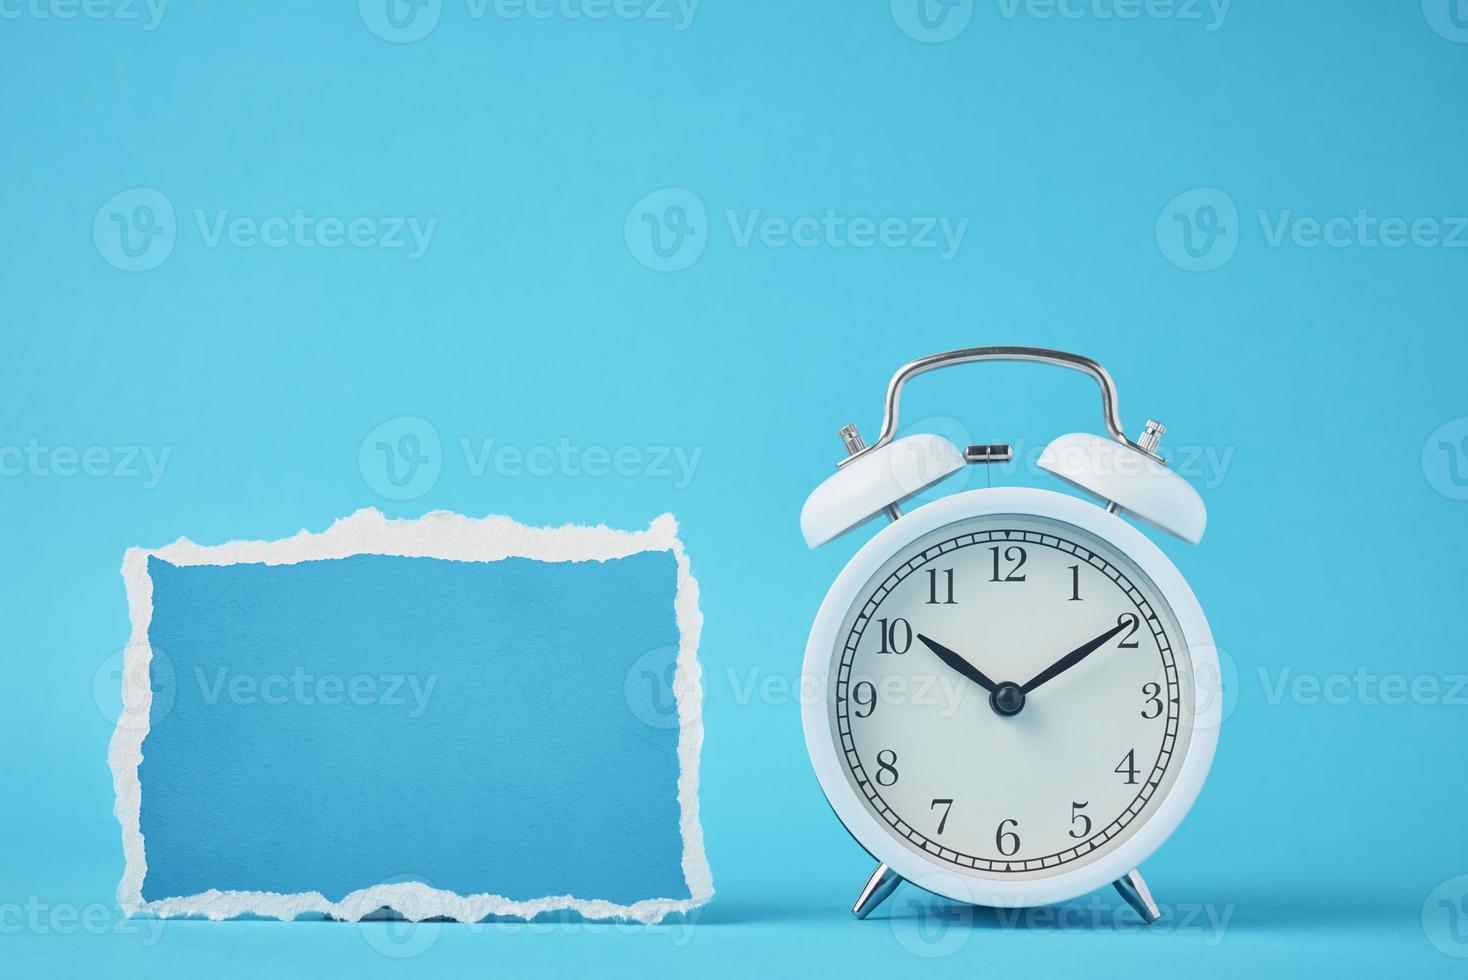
[838,346,1160,467]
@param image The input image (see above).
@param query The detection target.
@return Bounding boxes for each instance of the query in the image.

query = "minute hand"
[1019,621,1132,695]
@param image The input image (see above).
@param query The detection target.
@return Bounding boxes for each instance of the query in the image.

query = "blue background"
[2,1,1466,976]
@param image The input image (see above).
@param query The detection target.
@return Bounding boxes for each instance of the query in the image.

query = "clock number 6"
[995,818,1021,857]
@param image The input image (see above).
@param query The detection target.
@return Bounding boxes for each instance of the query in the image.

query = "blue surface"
[2,1,1467,977]
[138,552,687,905]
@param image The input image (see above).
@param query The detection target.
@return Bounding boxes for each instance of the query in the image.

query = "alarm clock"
[799,346,1219,922]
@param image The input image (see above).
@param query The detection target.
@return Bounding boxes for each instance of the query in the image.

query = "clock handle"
[837,346,1163,470]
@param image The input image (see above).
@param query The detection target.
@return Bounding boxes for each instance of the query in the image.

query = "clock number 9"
[875,617,912,655]
[852,681,877,718]
[995,818,1021,857]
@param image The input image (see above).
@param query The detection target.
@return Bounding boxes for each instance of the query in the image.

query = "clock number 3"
[1141,681,1164,719]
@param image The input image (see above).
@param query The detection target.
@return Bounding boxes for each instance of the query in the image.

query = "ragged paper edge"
[109,507,712,925]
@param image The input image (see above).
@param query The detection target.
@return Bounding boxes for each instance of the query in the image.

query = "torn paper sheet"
[109,508,710,923]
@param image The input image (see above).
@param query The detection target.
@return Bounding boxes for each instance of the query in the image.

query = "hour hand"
[916,634,998,693]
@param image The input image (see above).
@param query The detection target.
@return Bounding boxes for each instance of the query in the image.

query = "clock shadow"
[880,887,1403,936]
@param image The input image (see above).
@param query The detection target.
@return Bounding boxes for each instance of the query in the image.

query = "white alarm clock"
[799,347,1219,922]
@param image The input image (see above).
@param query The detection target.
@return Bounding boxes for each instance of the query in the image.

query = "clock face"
[828,512,1196,879]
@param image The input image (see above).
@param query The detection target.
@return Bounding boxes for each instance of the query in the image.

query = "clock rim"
[801,486,1219,908]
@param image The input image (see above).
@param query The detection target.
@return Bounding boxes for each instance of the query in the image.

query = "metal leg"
[1113,868,1161,924]
[852,863,904,919]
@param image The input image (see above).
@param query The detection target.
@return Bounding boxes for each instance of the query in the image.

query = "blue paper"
[111,511,709,922]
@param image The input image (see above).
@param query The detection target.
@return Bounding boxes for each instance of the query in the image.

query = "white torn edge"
[109,508,711,925]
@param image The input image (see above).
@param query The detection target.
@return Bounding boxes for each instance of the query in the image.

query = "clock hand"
[916,634,998,694]
[1019,620,1132,695]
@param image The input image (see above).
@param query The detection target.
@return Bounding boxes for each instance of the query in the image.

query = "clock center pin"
[989,682,1026,717]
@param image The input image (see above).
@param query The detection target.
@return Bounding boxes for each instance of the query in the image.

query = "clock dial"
[829,513,1196,877]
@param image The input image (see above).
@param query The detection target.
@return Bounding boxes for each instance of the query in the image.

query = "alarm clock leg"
[1113,868,1161,924]
[852,863,904,919]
